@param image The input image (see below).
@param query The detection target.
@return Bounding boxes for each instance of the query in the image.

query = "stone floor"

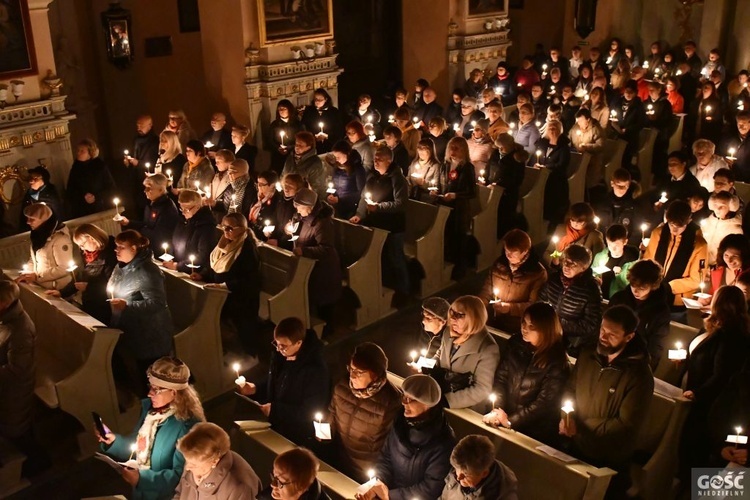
[5,271,486,500]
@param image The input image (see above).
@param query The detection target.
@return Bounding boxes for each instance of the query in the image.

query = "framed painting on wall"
[257,0,333,47]
[467,0,509,17]
[0,0,38,78]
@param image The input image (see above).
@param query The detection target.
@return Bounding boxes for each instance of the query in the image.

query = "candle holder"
[112,197,124,221]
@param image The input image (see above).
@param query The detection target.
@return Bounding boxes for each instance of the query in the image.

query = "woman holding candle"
[700,191,744,266]
[486,133,528,238]
[543,202,605,268]
[173,141,213,197]
[679,286,750,476]
[16,204,74,291]
[236,317,330,445]
[256,448,330,500]
[467,120,494,178]
[513,103,541,155]
[429,295,500,410]
[581,86,610,129]
[480,229,546,333]
[708,234,750,295]
[190,213,261,361]
[108,230,174,394]
[393,107,420,160]
[204,149,235,223]
[407,139,441,201]
[118,173,180,255]
[327,343,402,481]
[248,170,283,241]
[46,223,117,324]
[569,108,606,190]
[708,363,750,467]
[97,357,204,499]
[157,131,186,191]
[325,140,366,219]
[19,166,65,231]
[301,88,344,154]
[531,119,571,230]
[269,99,303,174]
[282,131,328,200]
[231,124,258,167]
[65,138,116,218]
[164,190,218,275]
[456,96,487,140]
[483,302,570,444]
[344,120,374,172]
[694,81,724,146]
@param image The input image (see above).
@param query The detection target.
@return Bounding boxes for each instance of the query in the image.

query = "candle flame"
[130,443,137,452]
[232,362,240,372]
[315,412,323,422]
[409,350,417,359]
[264,219,270,226]
[736,426,743,435]
[489,393,497,403]
[368,469,375,480]
[162,243,168,250]
[493,287,499,296]
[113,197,120,205]
[675,342,683,349]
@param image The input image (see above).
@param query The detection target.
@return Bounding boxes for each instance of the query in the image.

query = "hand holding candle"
[561,400,574,427]
[313,411,331,440]
[107,285,115,300]
[187,254,198,269]
[112,198,124,221]
[490,286,500,304]
[668,342,687,361]
[263,219,275,236]
[233,362,246,387]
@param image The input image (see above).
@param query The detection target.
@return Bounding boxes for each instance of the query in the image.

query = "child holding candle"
[543,202,605,268]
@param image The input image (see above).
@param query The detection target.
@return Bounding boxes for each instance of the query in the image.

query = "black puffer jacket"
[356,163,409,234]
[255,329,330,445]
[610,284,671,369]
[296,201,342,307]
[539,268,603,357]
[172,206,219,274]
[492,333,570,443]
[376,407,456,500]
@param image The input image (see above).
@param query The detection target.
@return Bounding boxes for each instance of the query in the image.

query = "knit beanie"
[351,342,388,377]
[422,297,450,321]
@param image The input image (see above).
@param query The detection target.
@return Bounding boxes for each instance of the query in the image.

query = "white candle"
[561,400,574,426]
[494,86,501,95]
[275,182,282,192]
[318,121,324,134]
[668,342,687,360]
[471,120,477,128]
[388,115,394,123]
[492,287,500,302]
[107,285,115,300]
[123,149,129,157]
[542,64,548,71]
[145,162,151,174]
[327,182,336,194]
[279,130,286,146]
[727,147,737,160]
[551,235,559,245]
[21,264,29,274]
[535,121,542,128]
[489,393,497,409]
[535,150,542,164]
[233,362,246,386]
[413,117,419,125]
[205,141,214,149]
[705,105,712,113]
[642,61,649,69]
[189,255,196,268]
[509,122,516,130]
[128,443,137,461]
[593,216,600,225]
[659,191,668,203]
[409,350,417,364]
[313,411,331,440]
[113,198,123,220]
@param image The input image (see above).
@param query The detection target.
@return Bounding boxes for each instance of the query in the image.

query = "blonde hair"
[173,385,206,421]
[159,130,182,159]
[274,448,319,496]
[73,223,109,249]
[451,295,488,335]
[178,189,202,206]
[446,136,470,163]
[77,138,100,159]
[177,422,229,462]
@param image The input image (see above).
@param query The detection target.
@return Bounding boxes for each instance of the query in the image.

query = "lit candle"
[128,443,137,462]
[470,120,477,128]
[593,216,600,226]
[413,117,420,125]
[107,285,114,300]
[561,400,574,427]
[409,350,417,364]
[492,287,500,303]
[67,260,77,281]
[231,194,237,206]
[489,393,497,410]
[509,122,516,130]
[366,115,373,123]
[705,105,712,113]
[494,86,501,95]
[542,64,548,71]
[674,69,680,75]
[279,130,286,146]
[388,115,394,123]
[576,129,583,137]
[112,198,123,221]
[453,123,460,131]
[368,469,376,482]
[233,362,246,386]
[205,141,214,150]
[318,121,324,134]
[188,255,196,268]
[145,162,151,174]
[729,426,747,449]
[727,147,737,161]
[21,264,29,274]
[552,235,559,245]
[428,179,438,191]
[535,150,542,163]
[550,85,556,92]
[327,182,336,194]
[275,182,282,192]
[535,121,542,128]
[166,169,173,182]
[123,149,129,157]
[668,341,687,361]
[313,412,331,440]
[659,191,668,203]
[517,82,522,87]
[642,61,649,69]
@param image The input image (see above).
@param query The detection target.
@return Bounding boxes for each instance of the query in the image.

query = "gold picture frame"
[467,0,509,18]
[257,0,334,47]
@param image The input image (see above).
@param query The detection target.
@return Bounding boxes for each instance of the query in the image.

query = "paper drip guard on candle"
[326,182,336,194]
[668,342,687,360]
[159,243,174,262]
[356,470,378,495]
[187,255,199,269]
[314,412,332,440]
[727,426,747,445]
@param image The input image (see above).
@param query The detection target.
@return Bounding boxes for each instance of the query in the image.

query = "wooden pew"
[653,321,699,387]
[332,219,395,328]
[473,185,503,271]
[404,200,453,297]
[634,129,658,190]
[602,139,627,185]
[734,181,750,207]
[0,209,120,271]
[257,243,322,334]
[630,391,691,500]
[668,114,686,154]
[0,438,28,497]
[11,281,139,457]
[160,267,231,400]
[386,372,615,500]
[519,167,550,244]
[502,104,517,124]
[232,425,360,500]
[568,152,590,204]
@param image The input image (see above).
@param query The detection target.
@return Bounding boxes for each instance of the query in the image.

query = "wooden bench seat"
[602,138,627,185]
[473,185,503,271]
[519,167,550,244]
[332,219,394,328]
[568,152,590,204]
[634,128,658,190]
[404,200,453,297]
[232,425,360,500]
[160,267,231,400]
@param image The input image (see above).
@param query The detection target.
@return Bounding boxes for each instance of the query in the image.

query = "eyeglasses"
[180,205,197,213]
[217,225,237,233]
[346,365,368,377]
[148,385,170,395]
[448,308,466,319]
[271,339,297,353]
[270,474,291,489]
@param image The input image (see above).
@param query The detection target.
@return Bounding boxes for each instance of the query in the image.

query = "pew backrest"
[636,128,658,190]
[734,181,750,207]
[602,139,627,185]
[405,199,453,296]
[257,243,316,328]
[473,185,503,271]
[568,152,590,204]
[519,167,550,244]
[653,321,699,386]
[668,114,686,154]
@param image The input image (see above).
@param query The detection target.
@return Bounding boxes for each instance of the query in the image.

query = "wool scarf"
[557,224,589,252]
[209,231,247,274]
[349,375,387,399]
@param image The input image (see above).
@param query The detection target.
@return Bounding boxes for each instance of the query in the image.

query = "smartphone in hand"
[92,411,108,436]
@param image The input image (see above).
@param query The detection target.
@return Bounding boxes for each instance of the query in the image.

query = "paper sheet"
[592,265,611,275]
[536,445,577,463]
[681,298,703,310]
[94,452,127,471]
[653,378,683,399]
[314,421,332,440]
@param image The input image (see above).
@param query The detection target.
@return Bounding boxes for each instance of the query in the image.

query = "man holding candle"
[301,88,344,154]
[66,138,117,218]
[419,297,450,358]
[199,112,233,161]
[720,110,750,182]
[282,131,327,200]
[358,374,455,500]
[559,305,654,498]
[117,173,180,255]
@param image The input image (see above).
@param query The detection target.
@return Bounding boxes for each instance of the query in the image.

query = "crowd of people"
[2,34,750,500]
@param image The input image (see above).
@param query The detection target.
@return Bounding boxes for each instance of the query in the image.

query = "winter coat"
[201,236,261,312]
[133,130,161,168]
[270,195,297,250]
[533,136,571,224]
[172,207,219,274]
[700,212,743,266]
[594,187,644,247]
[207,172,232,223]
[20,183,64,231]
[643,223,707,306]
[514,121,541,155]
[568,339,654,466]
[60,236,118,325]
[255,329,330,445]
[27,222,74,290]
[126,194,180,255]
[376,407,456,500]
[406,159,440,201]
[249,190,283,241]
[467,139,494,174]
[433,328,500,409]
[656,169,702,205]
[108,248,174,360]
[234,144,259,169]
[0,300,35,439]
[707,367,750,466]
[268,118,304,172]
[690,155,728,192]
[356,163,409,234]
[480,252,547,333]
[543,224,605,267]
[330,162,367,219]
[295,201,342,306]
[486,148,527,237]
[282,148,328,200]
[591,245,639,299]
[441,460,518,500]
[214,177,257,221]
[351,138,375,172]
[610,285,671,370]
[493,333,570,443]
[400,125,421,161]
[102,399,199,500]
[328,378,402,479]
[569,121,606,188]
[256,479,330,500]
[539,269,603,357]
[199,128,233,154]
[176,157,214,191]
[174,450,261,500]
[160,154,187,190]
[66,157,116,218]
[301,104,344,154]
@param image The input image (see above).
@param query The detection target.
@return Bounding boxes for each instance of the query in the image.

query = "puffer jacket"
[282,148,328,200]
[328,378,402,479]
[433,328,500,410]
[0,300,35,438]
[351,138,374,172]
[480,251,547,333]
[296,201,342,307]
[330,161,367,219]
[59,236,117,325]
[108,248,174,360]
[172,207,219,274]
[610,284,671,369]
[174,450,261,500]
[376,407,456,500]
[568,337,654,466]
[492,333,570,443]
[700,212,743,266]
[27,223,74,290]
[176,156,214,191]
[539,269,603,357]
[441,460,518,500]
[356,163,409,234]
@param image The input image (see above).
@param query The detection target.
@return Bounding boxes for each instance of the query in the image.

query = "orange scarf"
[557,224,589,251]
